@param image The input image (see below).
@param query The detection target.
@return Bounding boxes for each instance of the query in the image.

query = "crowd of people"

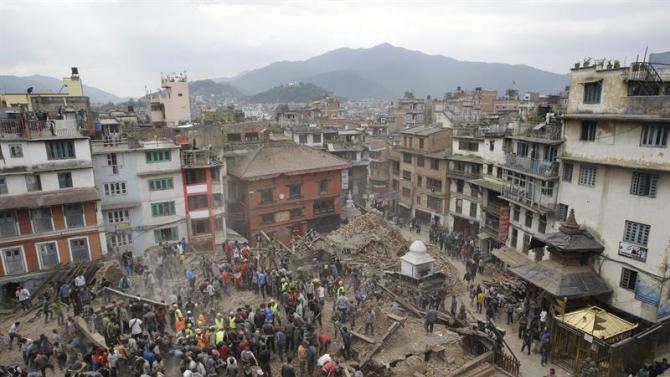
[1,240,374,377]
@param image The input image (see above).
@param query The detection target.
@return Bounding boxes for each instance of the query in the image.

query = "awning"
[556,306,637,341]
[469,178,505,192]
[491,246,531,268]
[510,259,612,299]
[0,187,99,210]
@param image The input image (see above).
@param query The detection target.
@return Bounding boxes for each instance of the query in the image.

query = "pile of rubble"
[327,213,409,262]
[481,274,527,304]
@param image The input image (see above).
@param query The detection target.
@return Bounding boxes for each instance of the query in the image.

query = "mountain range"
[243,82,331,104]
[218,43,569,99]
[0,74,123,104]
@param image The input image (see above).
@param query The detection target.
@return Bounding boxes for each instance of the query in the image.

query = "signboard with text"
[498,206,510,241]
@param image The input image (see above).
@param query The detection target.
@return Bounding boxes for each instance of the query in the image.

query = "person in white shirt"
[317,353,332,368]
[129,317,143,337]
[540,309,548,324]
[74,274,86,289]
[17,287,31,312]
[8,322,19,349]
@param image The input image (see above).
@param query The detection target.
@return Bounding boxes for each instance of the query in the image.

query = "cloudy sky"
[1,0,669,97]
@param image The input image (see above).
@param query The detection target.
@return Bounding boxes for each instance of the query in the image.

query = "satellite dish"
[27,87,33,94]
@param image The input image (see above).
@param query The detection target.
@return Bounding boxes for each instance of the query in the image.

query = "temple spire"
[560,209,581,235]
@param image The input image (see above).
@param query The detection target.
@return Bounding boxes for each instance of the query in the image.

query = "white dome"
[409,240,427,254]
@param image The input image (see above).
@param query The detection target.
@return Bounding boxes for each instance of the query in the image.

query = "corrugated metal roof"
[557,306,637,340]
[510,259,611,299]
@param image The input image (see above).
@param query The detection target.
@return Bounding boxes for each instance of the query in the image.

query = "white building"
[557,61,670,323]
[148,73,192,128]
[91,137,186,256]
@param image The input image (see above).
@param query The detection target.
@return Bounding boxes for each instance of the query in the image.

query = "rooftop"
[229,144,351,180]
[400,126,446,136]
[556,306,638,341]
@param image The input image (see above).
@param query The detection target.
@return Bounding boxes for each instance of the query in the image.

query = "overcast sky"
[1,0,669,97]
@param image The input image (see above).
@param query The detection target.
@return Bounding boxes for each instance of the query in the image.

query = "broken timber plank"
[74,316,107,349]
[104,287,167,306]
[360,320,401,368]
[385,312,407,324]
[350,330,376,344]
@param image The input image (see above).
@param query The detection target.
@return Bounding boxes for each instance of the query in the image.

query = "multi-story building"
[181,148,226,252]
[0,111,106,296]
[447,125,508,251]
[286,126,338,148]
[397,92,427,129]
[390,126,452,226]
[1,67,85,111]
[557,61,670,323]
[148,73,191,128]
[91,137,186,256]
[227,144,350,245]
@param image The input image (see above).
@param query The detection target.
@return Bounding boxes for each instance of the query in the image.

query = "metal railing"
[513,123,562,141]
[504,154,558,177]
[449,169,482,180]
[501,185,557,212]
[181,149,222,167]
[0,119,82,139]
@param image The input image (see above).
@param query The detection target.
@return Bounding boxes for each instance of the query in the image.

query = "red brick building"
[227,144,350,245]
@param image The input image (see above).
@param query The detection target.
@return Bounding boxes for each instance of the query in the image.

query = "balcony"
[182,149,222,168]
[504,154,558,178]
[501,185,556,213]
[1,119,83,139]
[512,123,562,141]
[449,168,482,180]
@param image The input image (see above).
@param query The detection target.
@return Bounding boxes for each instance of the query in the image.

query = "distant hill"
[650,51,670,65]
[243,82,331,104]
[0,74,123,104]
[189,79,244,101]
[219,43,568,99]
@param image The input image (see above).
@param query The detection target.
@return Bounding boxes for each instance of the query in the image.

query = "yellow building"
[0,67,84,111]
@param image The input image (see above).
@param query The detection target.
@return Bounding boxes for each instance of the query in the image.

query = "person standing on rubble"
[335,294,350,324]
[425,310,438,334]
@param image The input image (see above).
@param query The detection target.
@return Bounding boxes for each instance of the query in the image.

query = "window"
[470,184,479,198]
[456,180,464,193]
[290,208,304,219]
[558,204,569,221]
[427,178,442,192]
[188,195,209,210]
[469,202,477,217]
[562,163,573,182]
[109,233,132,248]
[539,215,547,234]
[511,228,518,246]
[9,144,23,158]
[146,149,172,163]
[455,199,463,213]
[0,211,17,237]
[260,189,273,203]
[0,177,6,194]
[431,159,440,170]
[185,169,206,185]
[402,187,411,197]
[402,171,411,181]
[458,141,479,152]
[417,176,422,187]
[313,134,322,143]
[313,199,335,215]
[513,206,520,222]
[151,201,176,217]
[419,139,424,149]
[37,242,59,269]
[579,165,597,186]
[541,181,554,196]
[46,140,75,160]
[489,140,495,151]
[640,124,668,147]
[191,219,209,235]
[631,172,659,197]
[319,179,329,194]
[580,121,596,141]
[522,234,531,253]
[487,165,493,175]
[107,210,129,224]
[392,179,399,191]
[417,156,425,167]
[402,153,412,163]
[149,178,174,191]
[299,135,308,144]
[154,227,178,242]
[583,81,602,104]
[107,153,119,174]
[104,182,126,196]
[26,175,42,192]
[261,213,274,224]
[2,247,26,275]
[213,193,224,207]
[69,237,91,262]
[623,221,650,246]
[427,196,441,211]
[31,208,53,233]
[288,183,302,198]
[58,172,73,189]
[64,204,84,228]
[517,142,529,157]
[620,268,638,290]
[525,212,533,228]
[416,195,421,205]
